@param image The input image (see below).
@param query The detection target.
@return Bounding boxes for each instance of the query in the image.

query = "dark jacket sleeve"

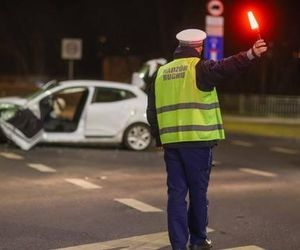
[196,51,256,91]
[146,74,162,147]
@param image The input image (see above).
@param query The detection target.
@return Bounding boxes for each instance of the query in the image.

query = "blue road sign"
[204,36,223,61]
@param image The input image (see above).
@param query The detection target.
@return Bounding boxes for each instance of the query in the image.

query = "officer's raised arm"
[196,39,268,90]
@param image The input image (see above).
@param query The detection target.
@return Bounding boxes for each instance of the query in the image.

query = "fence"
[219,94,300,118]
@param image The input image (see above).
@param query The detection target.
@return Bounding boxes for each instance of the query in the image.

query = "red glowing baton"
[247,11,261,40]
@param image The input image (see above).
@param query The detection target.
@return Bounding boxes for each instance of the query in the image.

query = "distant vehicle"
[131,58,167,90]
[0,80,151,151]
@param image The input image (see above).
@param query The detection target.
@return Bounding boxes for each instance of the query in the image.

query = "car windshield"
[25,80,59,100]
[138,64,150,81]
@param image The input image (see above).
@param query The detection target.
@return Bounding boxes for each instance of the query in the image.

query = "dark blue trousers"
[164,147,213,250]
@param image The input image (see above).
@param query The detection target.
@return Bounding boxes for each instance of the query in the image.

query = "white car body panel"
[0,96,28,106]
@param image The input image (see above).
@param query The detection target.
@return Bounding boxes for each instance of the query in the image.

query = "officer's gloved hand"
[251,39,268,58]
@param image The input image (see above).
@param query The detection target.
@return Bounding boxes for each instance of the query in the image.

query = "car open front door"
[0,109,43,150]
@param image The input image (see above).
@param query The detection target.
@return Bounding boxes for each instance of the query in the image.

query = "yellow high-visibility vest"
[155,57,225,144]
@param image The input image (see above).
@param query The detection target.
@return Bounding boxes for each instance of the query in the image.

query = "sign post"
[204,0,224,61]
[61,38,82,79]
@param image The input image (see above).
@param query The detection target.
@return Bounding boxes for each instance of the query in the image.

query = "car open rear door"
[0,109,43,150]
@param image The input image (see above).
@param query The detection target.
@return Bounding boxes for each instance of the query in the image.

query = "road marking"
[221,246,265,250]
[115,198,163,212]
[0,152,24,160]
[54,229,214,250]
[54,231,169,250]
[239,168,277,178]
[270,147,298,155]
[65,178,102,189]
[27,163,57,173]
[231,140,254,147]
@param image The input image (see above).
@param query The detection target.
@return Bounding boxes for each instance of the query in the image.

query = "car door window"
[92,87,136,103]
[40,87,88,132]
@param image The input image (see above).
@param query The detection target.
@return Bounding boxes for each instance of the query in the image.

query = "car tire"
[123,123,152,151]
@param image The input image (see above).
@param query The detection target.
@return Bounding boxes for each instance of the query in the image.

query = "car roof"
[59,80,140,91]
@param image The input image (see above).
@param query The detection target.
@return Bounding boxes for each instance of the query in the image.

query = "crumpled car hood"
[0,96,27,107]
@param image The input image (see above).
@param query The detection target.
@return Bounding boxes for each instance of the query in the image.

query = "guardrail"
[219,94,300,118]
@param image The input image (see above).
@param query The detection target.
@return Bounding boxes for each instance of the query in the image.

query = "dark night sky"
[0,0,299,94]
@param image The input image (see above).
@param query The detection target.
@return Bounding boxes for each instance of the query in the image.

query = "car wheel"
[123,123,152,151]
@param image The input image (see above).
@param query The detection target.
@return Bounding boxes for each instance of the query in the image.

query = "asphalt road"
[0,134,299,250]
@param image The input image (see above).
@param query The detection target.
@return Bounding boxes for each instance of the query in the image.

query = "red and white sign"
[205,0,224,61]
[206,16,224,36]
[207,0,224,17]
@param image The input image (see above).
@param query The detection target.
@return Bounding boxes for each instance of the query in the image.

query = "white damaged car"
[0,80,152,151]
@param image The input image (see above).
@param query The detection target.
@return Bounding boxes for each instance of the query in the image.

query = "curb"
[223,115,300,125]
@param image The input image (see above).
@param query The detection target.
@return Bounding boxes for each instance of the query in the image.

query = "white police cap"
[176,29,207,47]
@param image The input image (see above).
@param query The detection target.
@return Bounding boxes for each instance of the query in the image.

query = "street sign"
[61,38,82,79]
[207,0,224,16]
[205,1,224,61]
[206,16,224,36]
[61,38,82,60]
[204,36,223,61]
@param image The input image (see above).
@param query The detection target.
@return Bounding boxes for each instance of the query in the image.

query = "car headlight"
[0,103,16,109]
[0,106,18,121]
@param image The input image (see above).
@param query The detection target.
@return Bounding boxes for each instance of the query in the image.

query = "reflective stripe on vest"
[155,57,225,144]
[156,102,220,114]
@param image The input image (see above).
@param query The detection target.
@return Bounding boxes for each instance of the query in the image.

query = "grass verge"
[223,118,300,140]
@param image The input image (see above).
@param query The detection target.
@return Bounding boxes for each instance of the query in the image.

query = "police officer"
[147,29,267,250]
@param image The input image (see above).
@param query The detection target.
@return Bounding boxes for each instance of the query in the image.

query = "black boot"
[189,239,212,250]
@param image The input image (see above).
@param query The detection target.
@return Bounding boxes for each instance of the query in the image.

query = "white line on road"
[270,147,298,155]
[53,231,169,250]
[231,140,254,147]
[53,229,215,250]
[0,152,24,160]
[221,246,265,250]
[27,163,57,173]
[65,178,102,189]
[239,168,278,178]
[115,198,163,212]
